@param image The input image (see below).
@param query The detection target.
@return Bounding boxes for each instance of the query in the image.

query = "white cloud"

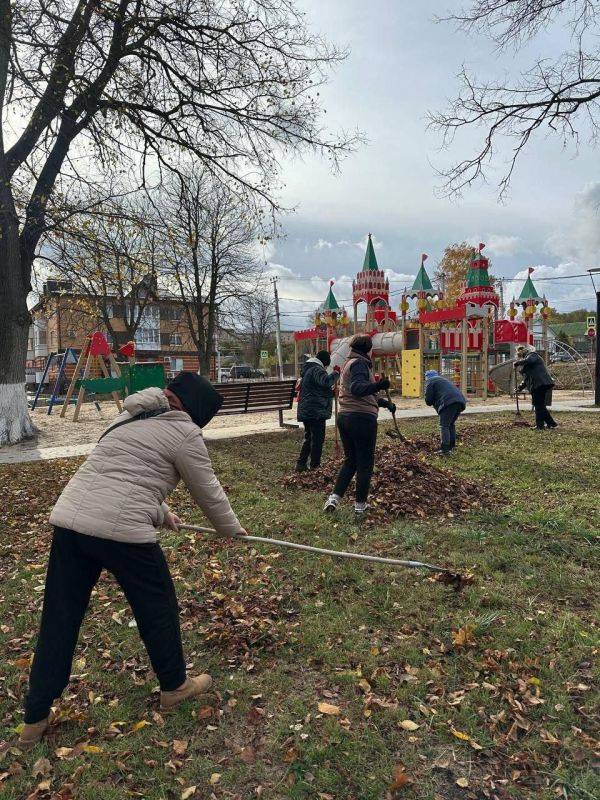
[547,181,600,264]
[314,238,333,250]
[464,234,522,257]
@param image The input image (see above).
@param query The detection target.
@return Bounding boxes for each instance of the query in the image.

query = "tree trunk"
[0,200,37,444]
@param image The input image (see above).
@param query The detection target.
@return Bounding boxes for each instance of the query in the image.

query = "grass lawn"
[0,411,598,800]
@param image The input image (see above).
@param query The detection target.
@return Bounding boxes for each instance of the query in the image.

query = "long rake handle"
[180,523,449,574]
[384,387,408,442]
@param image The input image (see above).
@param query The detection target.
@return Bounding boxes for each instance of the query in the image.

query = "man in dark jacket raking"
[424,370,467,455]
[514,346,557,429]
[296,350,340,471]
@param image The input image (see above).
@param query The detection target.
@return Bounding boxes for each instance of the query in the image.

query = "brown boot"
[18,718,49,749]
[160,675,212,711]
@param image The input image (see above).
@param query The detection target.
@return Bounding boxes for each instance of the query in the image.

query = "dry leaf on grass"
[456,777,469,788]
[181,787,197,799]
[317,702,341,715]
[172,739,188,756]
[390,764,411,793]
[452,625,476,648]
[31,757,51,778]
[209,772,221,785]
[399,719,420,731]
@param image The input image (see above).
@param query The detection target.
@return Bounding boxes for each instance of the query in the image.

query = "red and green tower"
[456,244,499,312]
[352,233,396,328]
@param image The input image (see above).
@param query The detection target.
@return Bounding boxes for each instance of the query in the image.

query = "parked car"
[550,353,573,363]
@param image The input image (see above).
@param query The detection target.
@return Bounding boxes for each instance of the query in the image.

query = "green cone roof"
[322,285,340,310]
[362,234,379,271]
[517,274,542,302]
[411,263,433,292]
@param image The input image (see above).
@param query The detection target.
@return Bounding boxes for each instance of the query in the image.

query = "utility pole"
[271,276,284,380]
[587,269,600,405]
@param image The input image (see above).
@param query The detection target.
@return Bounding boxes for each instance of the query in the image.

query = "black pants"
[24,527,186,724]
[439,403,463,452]
[297,419,327,469]
[332,413,378,503]
[531,386,556,429]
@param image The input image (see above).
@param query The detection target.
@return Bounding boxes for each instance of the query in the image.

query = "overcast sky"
[269,0,600,327]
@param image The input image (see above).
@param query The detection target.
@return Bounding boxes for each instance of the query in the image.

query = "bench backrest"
[215,379,296,415]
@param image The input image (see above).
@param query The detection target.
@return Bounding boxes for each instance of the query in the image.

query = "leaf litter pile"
[284,440,500,525]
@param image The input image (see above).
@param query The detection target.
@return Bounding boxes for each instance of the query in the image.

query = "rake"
[383,386,409,443]
[180,523,472,590]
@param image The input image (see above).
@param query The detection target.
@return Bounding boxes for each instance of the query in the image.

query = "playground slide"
[329,332,404,371]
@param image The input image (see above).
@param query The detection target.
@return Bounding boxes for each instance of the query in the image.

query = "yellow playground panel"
[402,348,422,397]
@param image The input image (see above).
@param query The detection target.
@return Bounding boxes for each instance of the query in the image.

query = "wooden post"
[353,304,358,334]
[99,356,123,413]
[481,316,489,400]
[60,344,88,418]
[294,339,299,377]
[460,317,468,395]
[72,350,94,422]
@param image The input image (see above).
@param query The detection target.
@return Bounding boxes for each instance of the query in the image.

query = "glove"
[376,377,391,392]
[388,402,397,415]
[333,365,341,374]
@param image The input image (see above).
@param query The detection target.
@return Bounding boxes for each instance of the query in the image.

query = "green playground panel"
[120,362,166,393]
[76,376,126,394]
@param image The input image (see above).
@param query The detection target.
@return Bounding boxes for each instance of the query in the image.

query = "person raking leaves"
[514,345,557,430]
[18,373,246,749]
[295,350,340,472]
[323,334,395,518]
[424,370,467,455]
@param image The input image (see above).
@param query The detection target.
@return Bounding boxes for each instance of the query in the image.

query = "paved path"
[1,401,597,465]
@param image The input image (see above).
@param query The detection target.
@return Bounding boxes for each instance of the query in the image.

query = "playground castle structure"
[293,235,552,398]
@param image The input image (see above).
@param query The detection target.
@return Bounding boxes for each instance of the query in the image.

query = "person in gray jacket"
[424,370,467,455]
[19,373,246,748]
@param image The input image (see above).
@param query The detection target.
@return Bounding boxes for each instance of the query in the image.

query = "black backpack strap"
[98,408,169,443]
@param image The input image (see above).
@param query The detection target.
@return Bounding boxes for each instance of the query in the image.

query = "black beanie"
[350,335,373,355]
[167,372,223,428]
[316,350,331,367]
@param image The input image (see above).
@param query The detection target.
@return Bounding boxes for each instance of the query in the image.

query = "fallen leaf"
[209,773,221,785]
[31,757,51,778]
[240,745,256,764]
[82,745,103,754]
[390,764,411,793]
[131,720,151,732]
[452,625,476,648]
[456,777,469,788]
[172,740,188,756]
[399,720,420,731]
[181,787,197,799]
[317,702,341,716]
[54,747,73,759]
[450,727,471,742]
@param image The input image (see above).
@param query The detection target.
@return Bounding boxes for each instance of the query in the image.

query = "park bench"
[214,379,297,427]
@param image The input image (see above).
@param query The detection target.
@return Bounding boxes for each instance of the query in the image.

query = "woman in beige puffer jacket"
[20,373,245,748]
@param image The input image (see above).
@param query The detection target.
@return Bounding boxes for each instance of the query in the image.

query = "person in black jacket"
[296,350,339,471]
[424,370,467,455]
[514,346,557,429]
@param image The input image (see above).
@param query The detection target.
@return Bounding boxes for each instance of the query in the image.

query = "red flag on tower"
[528,267,534,275]
[421,253,428,264]
[479,243,485,252]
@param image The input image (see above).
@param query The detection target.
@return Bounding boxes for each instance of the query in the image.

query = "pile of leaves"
[283,442,499,524]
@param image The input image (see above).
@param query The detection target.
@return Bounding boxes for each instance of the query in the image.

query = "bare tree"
[41,196,161,347]
[236,291,276,367]
[430,1,600,196]
[0,0,358,444]
[156,172,266,374]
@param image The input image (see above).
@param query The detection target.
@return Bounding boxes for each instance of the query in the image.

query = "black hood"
[300,358,326,378]
[167,372,223,428]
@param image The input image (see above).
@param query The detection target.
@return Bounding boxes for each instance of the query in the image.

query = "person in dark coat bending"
[424,370,467,455]
[296,350,339,471]
[514,346,557,429]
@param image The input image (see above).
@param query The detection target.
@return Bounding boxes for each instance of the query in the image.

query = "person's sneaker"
[354,502,369,519]
[160,675,213,711]
[18,718,49,749]
[434,449,450,456]
[295,464,308,473]
[323,494,340,513]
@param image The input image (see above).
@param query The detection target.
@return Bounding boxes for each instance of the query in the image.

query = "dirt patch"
[283,441,500,525]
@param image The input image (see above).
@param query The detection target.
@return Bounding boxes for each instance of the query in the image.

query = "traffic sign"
[587,327,596,338]
[260,350,269,359]
[587,315,596,328]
